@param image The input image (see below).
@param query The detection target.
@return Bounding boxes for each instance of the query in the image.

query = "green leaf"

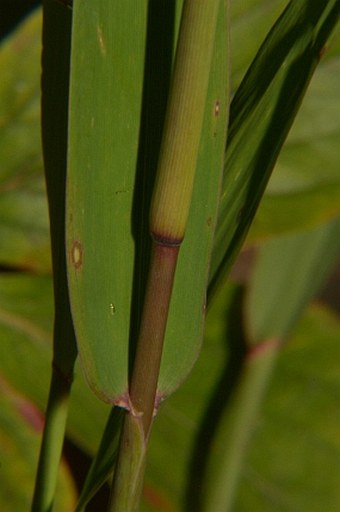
[41,0,77,375]
[0,274,54,406]
[247,218,340,343]
[66,0,230,403]
[0,9,50,272]
[157,0,229,396]
[31,4,79,507]
[66,0,149,403]
[250,53,340,239]
[75,407,124,511]
[209,0,340,297]
[230,0,289,88]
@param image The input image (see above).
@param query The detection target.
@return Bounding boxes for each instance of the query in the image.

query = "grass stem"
[31,368,73,512]
[109,1,221,509]
[202,339,280,512]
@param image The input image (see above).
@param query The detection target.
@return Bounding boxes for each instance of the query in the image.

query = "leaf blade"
[66,1,148,402]
[209,0,340,296]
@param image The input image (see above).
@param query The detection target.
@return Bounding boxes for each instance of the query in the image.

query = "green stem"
[202,339,280,512]
[107,414,147,512]
[31,2,77,510]
[107,242,179,511]
[75,407,124,511]
[109,0,221,509]
[31,368,73,512]
[150,0,221,239]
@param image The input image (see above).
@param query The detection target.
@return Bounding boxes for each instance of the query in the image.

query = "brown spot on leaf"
[71,240,83,269]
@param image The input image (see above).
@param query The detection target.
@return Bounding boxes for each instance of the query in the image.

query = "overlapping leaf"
[66,0,230,404]
[250,54,340,239]
[209,0,340,296]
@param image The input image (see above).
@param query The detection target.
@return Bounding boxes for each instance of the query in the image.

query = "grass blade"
[32,1,76,510]
[75,408,124,511]
[66,1,148,403]
[66,0,230,402]
[209,0,340,297]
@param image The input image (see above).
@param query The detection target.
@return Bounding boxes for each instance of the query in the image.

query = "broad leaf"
[66,0,230,404]
[68,2,230,503]
[66,1,148,404]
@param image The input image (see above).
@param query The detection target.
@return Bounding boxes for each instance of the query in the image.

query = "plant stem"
[75,407,124,511]
[130,242,180,433]
[109,0,221,509]
[108,242,180,511]
[133,0,221,433]
[31,2,77,510]
[202,338,280,512]
[150,0,221,240]
[107,413,148,512]
[31,368,73,512]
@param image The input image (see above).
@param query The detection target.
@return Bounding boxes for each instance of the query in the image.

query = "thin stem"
[107,242,179,511]
[130,241,180,433]
[75,407,124,511]
[151,0,221,240]
[202,339,280,512]
[32,3,76,510]
[109,1,221,509]
[31,368,73,512]
[107,414,147,512]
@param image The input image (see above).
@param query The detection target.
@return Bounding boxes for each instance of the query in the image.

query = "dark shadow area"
[184,285,248,510]
[128,0,176,378]
[63,437,110,511]
[0,0,40,40]
[318,258,340,315]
